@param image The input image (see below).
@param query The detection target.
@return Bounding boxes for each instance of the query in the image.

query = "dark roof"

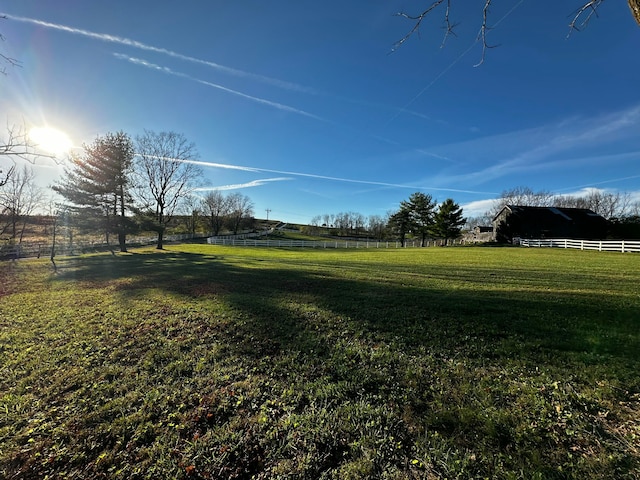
[492,205,608,239]
[492,205,605,223]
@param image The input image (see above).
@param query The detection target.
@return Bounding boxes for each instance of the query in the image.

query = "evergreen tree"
[388,206,412,247]
[52,132,134,252]
[431,199,465,245]
[403,192,436,247]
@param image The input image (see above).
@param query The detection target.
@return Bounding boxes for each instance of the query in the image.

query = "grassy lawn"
[1,245,638,479]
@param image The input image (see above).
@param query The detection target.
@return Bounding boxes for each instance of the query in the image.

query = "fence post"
[580,240,584,251]
[622,240,625,253]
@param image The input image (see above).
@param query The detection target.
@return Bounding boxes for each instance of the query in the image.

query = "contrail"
[557,173,640,193]
[3,13,315,93]
[140,154,498,195]
[134,154,261,173]
[116,55,325,121]
[194,178,293,192]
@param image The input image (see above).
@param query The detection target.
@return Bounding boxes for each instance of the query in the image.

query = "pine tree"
[431,199,465,245]
[388,206,412,247]
[403,192,436,247]
[52,132,134,252]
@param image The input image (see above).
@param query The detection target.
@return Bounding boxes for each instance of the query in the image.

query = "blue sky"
[2,1,639,223]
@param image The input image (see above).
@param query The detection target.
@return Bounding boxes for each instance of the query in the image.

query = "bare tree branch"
[0,163,14,188]
[1,123,59,187]
[395,1,639,63]
[441,0,460,48]
[392,0,446,53]
[474,0,498,67]
[568,0,605,35]
[393,0,497,64]
[1,15,22,75]
[1,123,59,163]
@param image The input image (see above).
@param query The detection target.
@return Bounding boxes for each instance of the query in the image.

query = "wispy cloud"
[4,13,315,93]
[460,198,497,218]
[424,104,640,187]
[159,155,497,195]
[115,54,325,120]
[195,177,292,191]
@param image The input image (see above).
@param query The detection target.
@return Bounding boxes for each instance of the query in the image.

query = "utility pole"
[265,208,271,221]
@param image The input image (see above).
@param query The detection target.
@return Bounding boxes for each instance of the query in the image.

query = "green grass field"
[1,245,639,479]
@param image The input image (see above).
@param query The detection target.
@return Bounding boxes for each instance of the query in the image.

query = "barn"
[492,205,609,242]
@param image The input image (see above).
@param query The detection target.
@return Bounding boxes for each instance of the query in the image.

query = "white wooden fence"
[520,238,640,253]
[206,238,420,248]
[0,233,208,260]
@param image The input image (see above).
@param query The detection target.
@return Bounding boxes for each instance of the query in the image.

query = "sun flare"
[29,126,73,156]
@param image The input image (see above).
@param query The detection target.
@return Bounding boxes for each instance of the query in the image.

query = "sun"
[29,126,73,156]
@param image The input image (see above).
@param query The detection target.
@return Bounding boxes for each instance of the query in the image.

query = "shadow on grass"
[53,249,640,370]
[15,248,638,478]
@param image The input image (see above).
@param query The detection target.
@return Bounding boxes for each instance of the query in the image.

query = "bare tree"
[134,130,202,249]
[310,215,322,228]
[334,212,351,236]
[201,190,231,236]
[395,1,640,64]
[488,186,555,218]
[490,186,633,220]
[0,164,43,242]
[555,190,631,219]
[178,194,202,236]
[226,192,254,234]
[367,214,388,240]
[352,212,366,237]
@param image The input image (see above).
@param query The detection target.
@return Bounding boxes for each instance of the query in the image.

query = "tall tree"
[388,206,412,247]
[201,190,231,236]
[226,192,254,234]
[134,130,201,249]
[0,164,43,242]
[431,198,465,245]
[178,194,202,236]
[367,214,388,240]
[52,131,134,252]
[403,192,436,247]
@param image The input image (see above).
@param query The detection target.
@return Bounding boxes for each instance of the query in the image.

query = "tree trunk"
[118,185,127,252]
[118,231,127,253]
[156,228,164,249]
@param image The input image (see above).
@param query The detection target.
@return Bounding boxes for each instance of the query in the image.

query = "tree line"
[308,193,465,247]
[1,130,256,251]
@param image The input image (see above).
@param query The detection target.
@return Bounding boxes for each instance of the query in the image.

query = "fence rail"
[520,238,640,253]
[0,233,209,260]
[207,238,422,248]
